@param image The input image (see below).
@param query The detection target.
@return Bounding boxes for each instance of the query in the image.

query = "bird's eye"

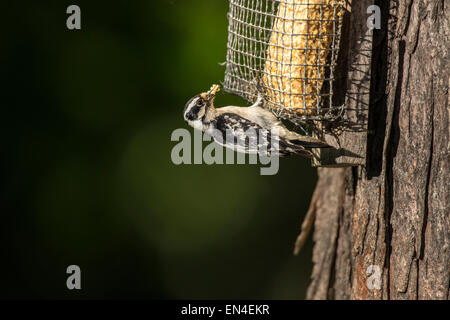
[196,99,204,107]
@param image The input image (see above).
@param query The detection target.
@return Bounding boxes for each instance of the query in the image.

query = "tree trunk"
[306,0,449,300]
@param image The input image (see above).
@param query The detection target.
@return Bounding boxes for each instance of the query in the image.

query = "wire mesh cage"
[224,0,345,124]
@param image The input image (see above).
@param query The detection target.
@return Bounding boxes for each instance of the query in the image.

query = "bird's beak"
[201,84,221,102]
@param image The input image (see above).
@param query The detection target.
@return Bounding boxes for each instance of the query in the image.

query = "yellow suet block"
[264,0,343,116]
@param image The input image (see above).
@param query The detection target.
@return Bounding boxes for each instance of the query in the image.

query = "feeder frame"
[223,0,372,167]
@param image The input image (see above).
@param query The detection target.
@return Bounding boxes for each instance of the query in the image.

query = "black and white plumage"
[183,85,330,158]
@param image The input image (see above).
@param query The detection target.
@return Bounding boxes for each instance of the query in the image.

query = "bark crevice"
[305,0,448,300]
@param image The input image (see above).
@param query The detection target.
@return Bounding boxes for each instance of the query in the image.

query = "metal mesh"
[224,0,345,124]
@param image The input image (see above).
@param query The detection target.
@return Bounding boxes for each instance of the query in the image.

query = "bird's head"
[183,84,220,122]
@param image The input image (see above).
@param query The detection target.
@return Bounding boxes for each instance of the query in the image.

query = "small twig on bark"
[293,186,318,255]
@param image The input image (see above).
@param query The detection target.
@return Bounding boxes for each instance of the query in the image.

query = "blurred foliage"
[1,0,317,299]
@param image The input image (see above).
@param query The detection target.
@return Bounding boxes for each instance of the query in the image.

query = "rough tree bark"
[306,0,449,300]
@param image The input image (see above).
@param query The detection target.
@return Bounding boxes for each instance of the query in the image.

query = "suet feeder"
[223,0,374,167]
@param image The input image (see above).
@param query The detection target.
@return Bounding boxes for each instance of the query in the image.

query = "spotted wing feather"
[208,113,312,158]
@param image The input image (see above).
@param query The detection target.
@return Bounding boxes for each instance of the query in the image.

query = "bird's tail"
[288,136,331,149]
[278,127,331,149]
[282,143,315,159]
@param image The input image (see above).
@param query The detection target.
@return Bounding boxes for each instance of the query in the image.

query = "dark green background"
[1,0,317,299]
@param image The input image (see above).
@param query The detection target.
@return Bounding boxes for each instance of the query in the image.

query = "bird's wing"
[216,106,330,149]
[208,113,269,154]
[208,113,312,158]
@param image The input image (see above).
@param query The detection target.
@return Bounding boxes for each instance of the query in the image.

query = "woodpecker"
[183,84,330,158]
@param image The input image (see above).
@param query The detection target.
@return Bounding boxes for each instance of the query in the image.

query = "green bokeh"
[1,0,317,299]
